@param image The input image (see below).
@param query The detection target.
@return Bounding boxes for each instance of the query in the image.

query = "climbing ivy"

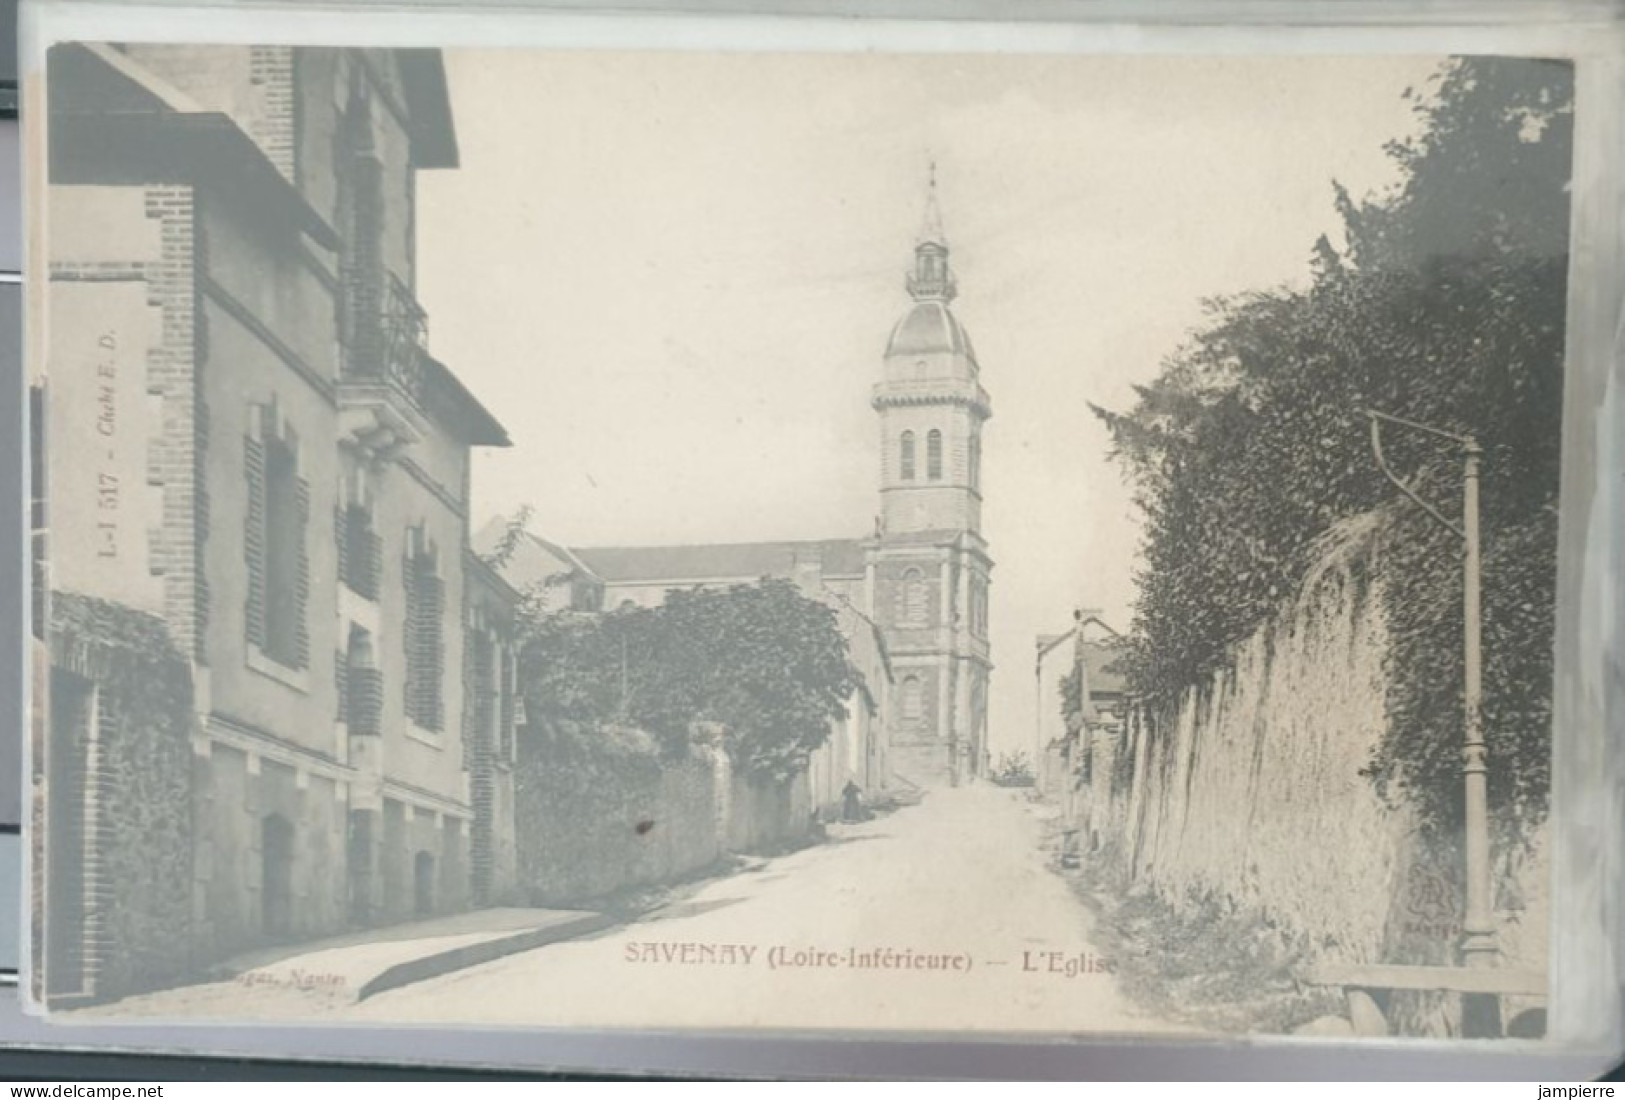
[1093,57,1571,838]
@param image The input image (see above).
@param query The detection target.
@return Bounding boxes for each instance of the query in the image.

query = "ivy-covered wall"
[1078,539,1547,1032]
[47,592,196,1003]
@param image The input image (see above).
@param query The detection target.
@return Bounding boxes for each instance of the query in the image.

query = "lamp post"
[1364,409,1497,978]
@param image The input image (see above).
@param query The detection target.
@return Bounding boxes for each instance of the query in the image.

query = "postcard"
[28,30,1582,1042]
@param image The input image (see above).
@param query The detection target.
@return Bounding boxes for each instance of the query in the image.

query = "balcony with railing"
[338,272,432,459]
[379,273,429,408]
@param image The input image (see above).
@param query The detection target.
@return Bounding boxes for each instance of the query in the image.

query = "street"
[348,785,1184,1035]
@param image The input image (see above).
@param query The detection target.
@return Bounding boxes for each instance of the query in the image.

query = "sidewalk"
[66,907,614,1021]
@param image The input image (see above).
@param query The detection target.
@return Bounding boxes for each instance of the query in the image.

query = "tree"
[478,504,535,571]
[516,578,859,779]
[1092,56,1571,837]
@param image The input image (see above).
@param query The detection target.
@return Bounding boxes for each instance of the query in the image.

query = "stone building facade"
[39,43,517,1003]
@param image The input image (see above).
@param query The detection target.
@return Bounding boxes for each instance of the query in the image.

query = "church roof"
[574,538,868,584]
[886,300,976,361]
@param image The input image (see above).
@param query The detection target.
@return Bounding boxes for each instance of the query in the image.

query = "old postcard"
[28,32,1580,1042]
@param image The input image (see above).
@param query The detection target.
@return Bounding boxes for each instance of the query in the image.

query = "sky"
[416,49,1442,760]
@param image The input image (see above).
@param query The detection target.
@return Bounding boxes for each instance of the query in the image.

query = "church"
[485,182,994,791]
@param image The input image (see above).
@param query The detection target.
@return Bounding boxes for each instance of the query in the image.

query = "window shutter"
[461,631,478,772]
[244,434,266,649]
[336,648,349,723]
[293,476,311,669]
[334,504,348,588]
[426,573,445,731]
[352,666,382,736]
[500,649,516,763]
[403,553,420,722]
[367,528,383,600]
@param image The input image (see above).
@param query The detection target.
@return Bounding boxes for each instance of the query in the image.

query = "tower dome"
[886,300,977,362]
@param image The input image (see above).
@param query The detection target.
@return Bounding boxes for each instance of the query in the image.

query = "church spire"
[917,159,947,247]
[907,161,956,303]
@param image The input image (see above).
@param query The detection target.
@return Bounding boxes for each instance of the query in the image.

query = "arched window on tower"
[900,431,916,481]
[900,675,924,725]
[969,433,980,492]
[927,429,943,481]
[898,567,928,627]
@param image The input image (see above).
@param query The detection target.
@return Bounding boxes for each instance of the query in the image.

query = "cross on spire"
[917,157,947,247]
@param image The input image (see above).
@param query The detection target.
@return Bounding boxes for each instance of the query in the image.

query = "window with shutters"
[899,431,916,481]
[338,501,381,600]
[245,405,309,674]
[262,435,304,666]
[403,528,445,732]
[927,429,943,481]
[345,625,382,736]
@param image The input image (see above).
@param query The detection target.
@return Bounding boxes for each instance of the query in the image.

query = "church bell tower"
[866,168,993,788]
[874,169,990,537]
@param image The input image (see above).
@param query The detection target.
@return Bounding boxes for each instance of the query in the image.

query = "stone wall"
[725,768,812,853]
[514,720,811,907]
[1078,536,1548,1020]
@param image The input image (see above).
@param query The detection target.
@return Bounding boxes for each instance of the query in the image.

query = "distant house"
[1078,631,1129,733]
[1037,613,1126,819]
[472,517,603,614]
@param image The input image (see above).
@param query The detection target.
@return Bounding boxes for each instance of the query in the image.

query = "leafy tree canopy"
[517,578,859,781]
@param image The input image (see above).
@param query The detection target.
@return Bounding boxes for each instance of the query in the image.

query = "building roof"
[872,527,973,547]
[574,538,867,584]
[885,300,976,362]
[49,44,337,249]
[471,518,600,591]
[464,547,522,608]
[396,50,459,170]
[422,353,510,447]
